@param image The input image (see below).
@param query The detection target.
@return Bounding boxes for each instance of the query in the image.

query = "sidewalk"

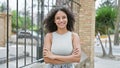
[94,57,120,68]
[94,35,120,68]
[0,44,37,67]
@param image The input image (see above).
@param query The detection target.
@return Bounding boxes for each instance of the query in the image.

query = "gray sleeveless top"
[47,31,75,68]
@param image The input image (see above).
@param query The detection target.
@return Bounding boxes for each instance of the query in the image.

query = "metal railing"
[4,0,81,68]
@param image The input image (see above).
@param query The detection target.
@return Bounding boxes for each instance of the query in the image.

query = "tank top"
[47,31,74,68]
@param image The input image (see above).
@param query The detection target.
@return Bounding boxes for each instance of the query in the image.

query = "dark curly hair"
[44,7,75,32]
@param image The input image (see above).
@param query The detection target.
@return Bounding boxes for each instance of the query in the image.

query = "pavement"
[94,57,120,68]
[94,44,120,68]
[94,35,120,68]
[0,44,37,68]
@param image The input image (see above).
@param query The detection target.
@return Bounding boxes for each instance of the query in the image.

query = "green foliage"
[11,11,23,29]
[96,6,117,35]
[11,10,31,32]
[21,16,31,29]
[29,25,39,32]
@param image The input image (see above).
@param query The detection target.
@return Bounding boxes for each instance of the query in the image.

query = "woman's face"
[54,10,68,29]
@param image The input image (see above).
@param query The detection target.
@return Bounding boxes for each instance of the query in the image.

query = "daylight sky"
[95,0,101,9]
[0,0,24,10]
[0,0,101,10]
[0,0,56,11]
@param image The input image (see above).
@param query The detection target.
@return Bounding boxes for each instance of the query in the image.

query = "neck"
[56,29,68,35]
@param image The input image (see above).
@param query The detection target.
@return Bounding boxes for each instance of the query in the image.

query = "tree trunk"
[108,31,114,58]
[114,24,119,45]
[97,34,107,57]
[114,0,120,46]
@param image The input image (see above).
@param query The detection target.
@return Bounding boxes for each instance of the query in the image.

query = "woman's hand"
[72,48,80,57]
[43,48,56,59]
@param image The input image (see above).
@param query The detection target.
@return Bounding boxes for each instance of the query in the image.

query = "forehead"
[55,10,67,17]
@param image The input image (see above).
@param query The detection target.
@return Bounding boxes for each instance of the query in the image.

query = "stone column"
[0,13,12,47]
[73,0,95,68]
[79,0,95,68]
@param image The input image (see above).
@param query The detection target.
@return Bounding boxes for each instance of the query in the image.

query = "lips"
[58,22,66,26]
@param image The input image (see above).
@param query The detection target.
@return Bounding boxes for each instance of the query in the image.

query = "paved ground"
[94,57,120,68]
[94,45,120,68]
[0,45,38,68]
[94,35,120,68]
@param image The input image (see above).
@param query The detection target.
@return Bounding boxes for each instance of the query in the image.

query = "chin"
[59,27,66,29]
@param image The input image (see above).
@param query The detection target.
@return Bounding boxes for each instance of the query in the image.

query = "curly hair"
[44,7,75,32]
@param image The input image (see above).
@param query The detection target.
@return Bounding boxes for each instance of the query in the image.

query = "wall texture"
[0,13,11,47]
[73,0,95,68]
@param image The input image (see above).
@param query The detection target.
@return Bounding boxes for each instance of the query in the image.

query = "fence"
[2,0,81,68]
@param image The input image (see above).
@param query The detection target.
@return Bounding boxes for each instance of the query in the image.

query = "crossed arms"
[43,33,81,64]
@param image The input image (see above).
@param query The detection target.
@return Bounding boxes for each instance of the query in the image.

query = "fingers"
[43,51,46,57]
[43,48,52,58]
[43,48,49,57]
[43,48,55,59]
[73,48,79,55]
[44,48,49,51]
[43,48,49,54]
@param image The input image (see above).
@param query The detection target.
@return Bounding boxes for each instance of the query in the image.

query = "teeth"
[60,23,64,26]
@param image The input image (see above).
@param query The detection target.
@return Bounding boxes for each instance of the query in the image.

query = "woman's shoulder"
[45,32,52,37]
[45,32,55,39]
[71,32,80,41]
[71,32,79,37]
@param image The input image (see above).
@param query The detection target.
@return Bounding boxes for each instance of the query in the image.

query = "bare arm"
[44,33,81,63]
[44,57,66,64]
[53,33,81,63]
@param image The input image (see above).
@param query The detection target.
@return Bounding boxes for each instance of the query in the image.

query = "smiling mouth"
[59,22,66,25]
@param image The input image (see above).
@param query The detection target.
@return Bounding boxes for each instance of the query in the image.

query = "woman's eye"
[56,17,60,20]
[63,16,65,19]
[62,16,67,19]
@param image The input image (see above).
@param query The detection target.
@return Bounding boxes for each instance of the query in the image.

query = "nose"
[60,18,63,22]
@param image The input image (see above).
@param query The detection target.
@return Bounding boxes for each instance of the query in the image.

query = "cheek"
[66,19,68,23]
[54,19,61,24]
[64,19,68,24]
[54,20,58,24]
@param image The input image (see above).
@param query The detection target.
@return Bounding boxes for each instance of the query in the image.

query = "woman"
[43,7,81,68]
